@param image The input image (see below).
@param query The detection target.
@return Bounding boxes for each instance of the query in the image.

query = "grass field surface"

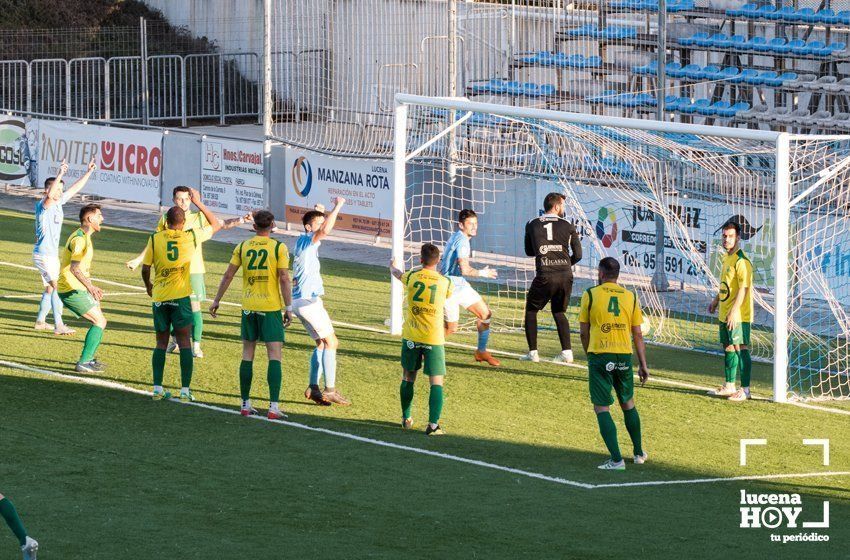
[0,207,847,559]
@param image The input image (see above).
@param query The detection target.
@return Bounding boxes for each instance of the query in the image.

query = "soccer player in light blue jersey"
[33,157,97,336]
[440,209,500,366]
[292,197,351,406]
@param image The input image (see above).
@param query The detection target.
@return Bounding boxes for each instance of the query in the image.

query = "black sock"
[553,312,571,351]
[524,309,538,351]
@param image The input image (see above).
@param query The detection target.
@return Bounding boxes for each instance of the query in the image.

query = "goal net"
[390,95,850,403]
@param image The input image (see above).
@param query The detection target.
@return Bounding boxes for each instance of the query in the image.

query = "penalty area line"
[1,359,848,491]
[2,260,849,418]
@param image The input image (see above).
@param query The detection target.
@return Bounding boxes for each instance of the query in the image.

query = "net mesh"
[400,102,850,401]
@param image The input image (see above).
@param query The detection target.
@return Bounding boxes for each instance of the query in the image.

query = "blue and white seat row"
[469,80,558,96]
[517,52,603,68]
[609,0,694,12]
[727,4,850,25]
[633,61,797,86]
[585,91,750,116]
[563,25,638,39]
[678,33,846,56]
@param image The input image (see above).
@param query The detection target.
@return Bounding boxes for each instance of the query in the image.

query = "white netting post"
[773,133,791,403]
[390,100,408,336]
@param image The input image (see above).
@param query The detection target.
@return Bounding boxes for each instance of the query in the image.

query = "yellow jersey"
[401,268,452,345]
[718,248,753,322]
[578,282,643,354]
[142,227,213,302]
[156,211,212,274]
[229,236,290,312]
[57,228,94,293]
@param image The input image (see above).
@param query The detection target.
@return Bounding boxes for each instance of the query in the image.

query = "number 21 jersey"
[400,268,453,345]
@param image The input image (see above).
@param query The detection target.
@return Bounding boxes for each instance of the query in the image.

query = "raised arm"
[569,226,582,265]
[209,263,239,318]
[189,188,222,234]
[389,257,404,281]
[62,158,98,201]
[313,197,345,243]
[220,212,252,231]
[41,160,69,209]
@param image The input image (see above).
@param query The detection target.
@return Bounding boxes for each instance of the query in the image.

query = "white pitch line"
[2,260,849,417]
[2,358,848,491]
[1,291,145,299]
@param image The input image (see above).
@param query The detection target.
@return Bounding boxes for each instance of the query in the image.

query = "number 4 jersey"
[230,236,290,311]
[578,282,643,354]
[400,268,453,345]
[142,227,213,302]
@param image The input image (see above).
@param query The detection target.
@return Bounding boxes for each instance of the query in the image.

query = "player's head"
[166,206,186,229]
[253,210,275,233]
[302,210,325,233]
[172,186,192,211]
[79,203,103,232]
[721,220,740,252]
[458,209,478,237]
[43,176,65,201]
[420,243,441,268]
[543,192,566,217]
[598,256,620,283]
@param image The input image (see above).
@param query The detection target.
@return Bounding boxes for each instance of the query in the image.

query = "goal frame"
[390,93,790,403]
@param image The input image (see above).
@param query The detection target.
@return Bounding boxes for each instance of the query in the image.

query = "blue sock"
[51,289,65,326]
[309,348,324,385]
[322,349,337,388]
[477,328,490,352]
[36,292,51,323]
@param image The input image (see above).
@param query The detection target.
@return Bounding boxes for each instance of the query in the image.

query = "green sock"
[399,380,414,419]
[152,348,166,386]
[267,360,282,404]
[428,385,444,425]
[179,348,193,388]
[79,325,104,363]
[623,407,643,456]
[739,349,752,388]
[724,351,739,384]
[0,497,27,546]
[596,411,622,462]
[192,311,203,342]
[239,360,253,401]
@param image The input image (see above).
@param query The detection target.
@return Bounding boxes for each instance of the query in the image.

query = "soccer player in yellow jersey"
[579,257,650,471]
[708,221,754,401]
[141,188,223,401]
[126,186,245,358]
[56,204,107,374]
[209,210,294,420]
[389,244,453,436]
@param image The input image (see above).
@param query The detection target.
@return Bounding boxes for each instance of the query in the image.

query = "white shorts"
[443,283,483,323]
[33,253,60,287]
[293,297,335,340]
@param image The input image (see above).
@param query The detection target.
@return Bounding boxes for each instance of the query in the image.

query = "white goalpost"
[391,93,850,403]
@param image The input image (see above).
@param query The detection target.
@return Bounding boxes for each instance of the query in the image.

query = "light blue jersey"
[33,193,70,256]
[440,230,471,288]
[293,232,324,299]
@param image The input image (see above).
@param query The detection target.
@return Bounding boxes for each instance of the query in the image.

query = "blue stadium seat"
[666,61,684,77]
[682,64,702,80]
[738,69,760,84]
[619,94,641,107]
[746,37,767,51]
[719,66,741,81]
[635,93,656,106]
[799,7,818,22]
[505,81,523,95]
[488,79,508,93]
[540,84,556,96]
[729,35,747,49]
[838,10,850,25]
[827,42,847,55]
[559,54,582,68]
[664,96,686,111]
[709,33,730,48]
[816,9,837,23]
[775,6,797,21]
[807,41,827,56]
[681,98,710,114]
[699,101,729,116]
[587,89,618,104]
[729,3,757,17]
[756,5,777,19]
[788,39,807,54]
[772,72,798,86]
[668,0,695,12]
[585,56,603,67]
[701,65,722,80]
[680,32,707,46]
[693,32,713,47]
[755,71,778,86]
[768,37,789,54]
[470,82,490,94]
[720,102,750,117]
[522,83,541,96]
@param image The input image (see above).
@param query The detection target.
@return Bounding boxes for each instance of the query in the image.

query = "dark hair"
[79,203,101,223]
[458,209,477,224]
[173,186,191,197]
[721,221,740,236]
[543,192,566,212]
[253,210,275,231]
[302,210,325,228]
[421,243,440,266]
[44,176,62,189]
[166,206,186,227]
[599,256,620,280]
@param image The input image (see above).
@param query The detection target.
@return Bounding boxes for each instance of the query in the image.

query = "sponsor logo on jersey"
[539,244,563,255]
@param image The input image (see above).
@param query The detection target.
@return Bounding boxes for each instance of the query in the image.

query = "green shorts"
[58,290,97,318]
[719,321,751,347]
[241,310,285,343]
[152,296,193,332]
[400,339,446,376]
[588,353,635,407]
[189,273,206,304]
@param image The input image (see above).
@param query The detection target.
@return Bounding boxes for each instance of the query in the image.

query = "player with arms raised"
[522,192,583,364]
[708,221,754,402]
[390,244,453,435]
[439,209,500,366]
[579,257,649,470]
[141,188,223,401]
[210,210,294,420]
